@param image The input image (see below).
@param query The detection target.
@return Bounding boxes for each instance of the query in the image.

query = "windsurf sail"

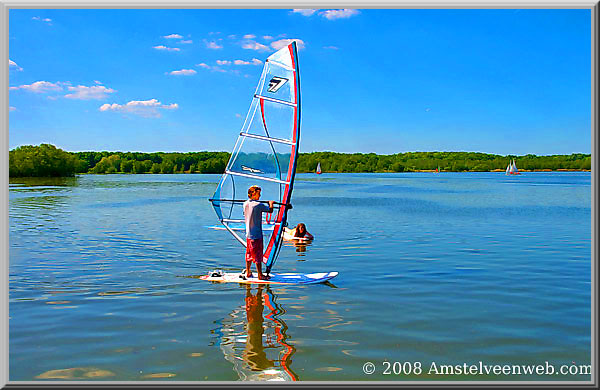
[316,162,321,174]
[210,42,301,274]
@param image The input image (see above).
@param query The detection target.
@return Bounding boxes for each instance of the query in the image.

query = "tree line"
[9,144,591,177]
[297,151,592,173]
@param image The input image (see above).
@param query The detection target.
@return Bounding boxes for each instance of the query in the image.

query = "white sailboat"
[512,159,521,175]
[506,159,521,175]
[316,162,321,174]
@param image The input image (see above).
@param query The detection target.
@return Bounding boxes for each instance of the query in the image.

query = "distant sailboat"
[512,159,521,175]
[506,159,521,175]
[316,162,321,175]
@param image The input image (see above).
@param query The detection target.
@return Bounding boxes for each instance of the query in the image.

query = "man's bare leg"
[256,262,269,280]
[245,260,253,278]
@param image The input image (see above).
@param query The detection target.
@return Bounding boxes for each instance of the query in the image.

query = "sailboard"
[201,271,338,285]
[207,41,337,284]
[282,227,312,241]
[316,162,322,174]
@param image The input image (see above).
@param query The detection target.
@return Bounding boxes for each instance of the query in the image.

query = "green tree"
[9,144,85,177]
[120,160,134,173]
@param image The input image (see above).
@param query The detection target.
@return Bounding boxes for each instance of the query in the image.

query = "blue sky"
[8,8,591,155]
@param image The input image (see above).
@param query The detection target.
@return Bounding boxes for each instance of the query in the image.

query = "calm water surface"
[9,172,592,381]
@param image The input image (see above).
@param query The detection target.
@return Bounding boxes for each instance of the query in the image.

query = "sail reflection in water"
[218,286,297,381]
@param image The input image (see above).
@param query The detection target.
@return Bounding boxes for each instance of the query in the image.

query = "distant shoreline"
[415,169,591,173]
[9,144,592,178]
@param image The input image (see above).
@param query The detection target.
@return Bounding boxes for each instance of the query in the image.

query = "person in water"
[243,185,274,280]
[284,223,314,240]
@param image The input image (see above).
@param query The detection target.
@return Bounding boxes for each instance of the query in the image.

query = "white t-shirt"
[243,200,270,240]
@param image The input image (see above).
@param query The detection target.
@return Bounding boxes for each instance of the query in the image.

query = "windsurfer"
[243,185,274,280]
[284,223,314,240]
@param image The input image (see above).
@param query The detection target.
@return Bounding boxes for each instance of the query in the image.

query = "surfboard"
[282,230,313,241]
[200,271,338,285]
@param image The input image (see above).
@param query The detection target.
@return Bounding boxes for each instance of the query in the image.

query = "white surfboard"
[282,229,313,241]
[200,271,338,285]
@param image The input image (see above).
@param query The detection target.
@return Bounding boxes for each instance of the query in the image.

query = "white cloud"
[180,39,193,44]
[196,63,219,72]
[242,40,270,51]
[233,58,262,66]
[94,80,103,84]
[292,9,317,16]
[196,62,243,74]
[243,34,256,39]
[164,34,183,39]
[10,81,63,93]
[153,45,181,52]
[228,34,237,39]
[235,113,242,118]
[263,35,274,40]
[271,38,305,51]
[320,9,360,20]
[323,45,339,50]
[9,59,23,71]
[99,99,178,118]
[32,16,52,24]
[64,85,116,100]
[9,106,16,112]
[205,40,223,49]
[168,69,197,76]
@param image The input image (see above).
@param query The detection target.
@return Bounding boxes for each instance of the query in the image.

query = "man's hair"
[248,185,261,198]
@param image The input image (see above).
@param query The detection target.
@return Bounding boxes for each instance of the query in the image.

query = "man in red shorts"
[243,185,274,280]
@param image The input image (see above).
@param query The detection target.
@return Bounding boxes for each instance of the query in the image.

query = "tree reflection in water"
[219,285,298,381]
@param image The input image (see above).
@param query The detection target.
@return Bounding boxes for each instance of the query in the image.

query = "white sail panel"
[245,100,296,142]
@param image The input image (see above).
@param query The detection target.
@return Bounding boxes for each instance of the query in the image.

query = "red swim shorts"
[245,238,264,264]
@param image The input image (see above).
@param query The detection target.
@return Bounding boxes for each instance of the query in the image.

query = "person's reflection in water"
[218,285,298,380]
[243,285,274,371]
[293,242,308,254]
[293,240,312,255]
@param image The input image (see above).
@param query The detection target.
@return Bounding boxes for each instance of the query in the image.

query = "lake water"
[8,172,592,382]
